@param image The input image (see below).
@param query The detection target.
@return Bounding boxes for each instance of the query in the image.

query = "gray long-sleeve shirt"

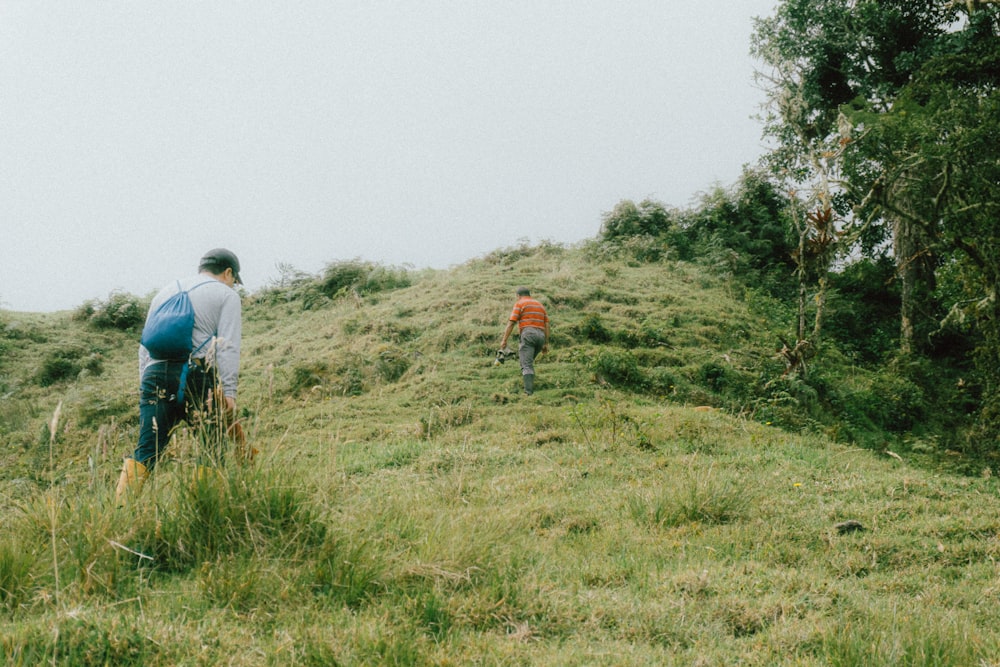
[138,273,242,399]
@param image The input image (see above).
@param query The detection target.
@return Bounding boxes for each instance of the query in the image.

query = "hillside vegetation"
[2,240,1000,665]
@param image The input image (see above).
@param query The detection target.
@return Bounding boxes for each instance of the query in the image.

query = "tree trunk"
[812,275,827,343]
[893,215,916,356]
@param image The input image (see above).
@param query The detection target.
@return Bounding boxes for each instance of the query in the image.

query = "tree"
[886,14,1000,441]
[752,0,956,355]
[754,0,1000,443]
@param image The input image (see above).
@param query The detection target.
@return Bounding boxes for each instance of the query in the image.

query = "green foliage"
[252,260,412,310]
[479,238,568,265]
[320,261,368,297]
[197,554,263,612]
[594,200,677,264]
[74,291,146,331]
[129,466,327,574]
[0,537,33,611]
[862,373,926,433]
[310,531,385,609]
[9,239,1000,664]
[569,396,655,451]
[374,344,411,383]
[288,360,333,396]
[36,354,79,386]
[0,397,38,436]
[0,319,8,368]
[75,390,134,430]
[750,374,822,431]
[629,466,752,528]
[824,257,900,363]
[594,173,796,301]
[320,260,411,299]
[600,199,674,240]
[592,349,648,391]
[3,616,154,666]
[696,361,754,403]
[753,0,1000,439]
[35,345,104,386]
[254,272,331,310]
[576,313,612,343]
[678,171,797,293]
[588,234,670,266]
[820,609,993,667]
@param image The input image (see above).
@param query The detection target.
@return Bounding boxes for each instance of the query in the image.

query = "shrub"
[363,265,412,294]
[42,358,78,385]
[480,239,535,265]
[848,373,927,434]
[320,261,368,297]
[751,375,822,430]
[253,265,331,311]
[36,348,83,386]
[288,357,367,397]
[647,367,680,395]
[825,257,900,363]
[334,357,366,396]
[669,172,796,294]
[288,361,333,396]
[576,313,612,343]
[71,302,94,322]
[592,349,648,390]
[35,345,104,386]
[637,318,672,347]
[75,291,146,331]
[320,260,411,299]
[696,361,754,404]
[600,199,674,240]
[375,344,410,383]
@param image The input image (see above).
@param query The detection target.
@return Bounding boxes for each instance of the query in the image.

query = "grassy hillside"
[2,243,1000,665]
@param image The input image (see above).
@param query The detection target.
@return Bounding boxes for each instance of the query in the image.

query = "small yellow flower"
[793,483,802,487]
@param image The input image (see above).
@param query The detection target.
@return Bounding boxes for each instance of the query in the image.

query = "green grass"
[2,244,1000,664]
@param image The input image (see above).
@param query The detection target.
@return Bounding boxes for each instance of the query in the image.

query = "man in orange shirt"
[499,286,549,395]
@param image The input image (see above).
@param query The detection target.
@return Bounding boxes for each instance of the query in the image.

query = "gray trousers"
[518,326,546,376]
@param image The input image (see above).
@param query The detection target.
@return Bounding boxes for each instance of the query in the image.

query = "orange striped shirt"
[510,297,548,332]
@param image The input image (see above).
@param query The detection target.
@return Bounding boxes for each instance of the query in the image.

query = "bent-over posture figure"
[115,248,243,504]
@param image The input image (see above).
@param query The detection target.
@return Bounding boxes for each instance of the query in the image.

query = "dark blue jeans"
[133,360,215,469]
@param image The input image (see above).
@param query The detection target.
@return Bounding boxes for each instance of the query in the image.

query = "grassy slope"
[2,243,1000,665]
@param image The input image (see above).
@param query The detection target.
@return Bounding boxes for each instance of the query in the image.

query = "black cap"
[200,248,242,284]
[516,286,531,296]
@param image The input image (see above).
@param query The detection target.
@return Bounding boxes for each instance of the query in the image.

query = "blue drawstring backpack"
[141,280,214,403]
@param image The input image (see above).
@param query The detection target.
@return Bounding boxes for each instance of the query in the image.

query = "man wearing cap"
[498,286,549,396]
[115,248,244,503]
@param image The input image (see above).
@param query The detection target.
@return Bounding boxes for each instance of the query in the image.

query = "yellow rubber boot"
[114,458,149,506]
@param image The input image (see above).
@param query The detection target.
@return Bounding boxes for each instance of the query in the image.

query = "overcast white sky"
[1,1,777,313]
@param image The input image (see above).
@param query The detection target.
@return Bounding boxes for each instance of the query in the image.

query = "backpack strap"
[176,280,219,404]
[177,337,215,405]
